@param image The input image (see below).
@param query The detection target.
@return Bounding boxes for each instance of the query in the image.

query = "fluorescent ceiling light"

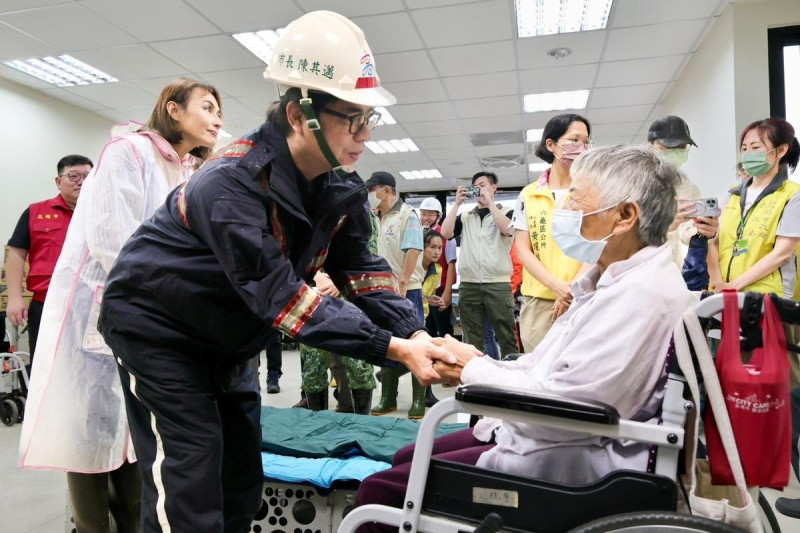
[376,107,396,125]
[400,169,442,180]
[3,55,117,87]
[366,138,419,154]
[526,128,544,142]
[529,163,550,172]
[232,29,284,65]
[524,89,589,113]
[516,0,613,38]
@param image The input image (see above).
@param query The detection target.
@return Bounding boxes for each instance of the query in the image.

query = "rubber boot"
[371,367,399,415]
[306,391,329,412]
[408,377,426,419]
[351,389,374,415]
[424,386,439,407]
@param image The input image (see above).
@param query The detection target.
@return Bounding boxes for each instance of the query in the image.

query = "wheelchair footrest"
[422,460,676,533]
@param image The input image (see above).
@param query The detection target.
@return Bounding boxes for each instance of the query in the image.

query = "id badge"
[732,239,749,256]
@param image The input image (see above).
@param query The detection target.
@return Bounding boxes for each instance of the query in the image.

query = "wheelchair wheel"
[1,398,19,426]
[568,511,747,532]
[758,491,781,533]
[14,396,25,423]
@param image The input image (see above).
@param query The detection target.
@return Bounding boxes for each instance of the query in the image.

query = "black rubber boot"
[306,391,329,412]
[424,386,439,407]
[351,389,374,415]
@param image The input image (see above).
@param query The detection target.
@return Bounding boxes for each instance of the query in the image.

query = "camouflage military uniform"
[300,210,381,394]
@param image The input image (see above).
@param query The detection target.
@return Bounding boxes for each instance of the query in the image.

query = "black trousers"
[27,299,45,358]
[265,334,282,374]
[108,333,263,533]
[791,386,800,481]
[425,304,454,337]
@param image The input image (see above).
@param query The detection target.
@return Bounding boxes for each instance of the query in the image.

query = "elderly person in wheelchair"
[352,144,698,532]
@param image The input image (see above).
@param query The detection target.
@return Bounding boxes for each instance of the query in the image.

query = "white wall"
[660,0,800,202]
[659,7,737,201]
[0,77,111,244]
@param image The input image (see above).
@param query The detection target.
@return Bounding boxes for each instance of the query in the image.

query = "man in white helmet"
[96,11,463,533]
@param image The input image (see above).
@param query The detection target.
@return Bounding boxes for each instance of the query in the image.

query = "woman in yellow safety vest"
[709,117,800,297]
[511,114,592,352]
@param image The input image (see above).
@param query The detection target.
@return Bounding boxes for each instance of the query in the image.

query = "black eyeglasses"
[319,108,382,134]
[59,172,89,183]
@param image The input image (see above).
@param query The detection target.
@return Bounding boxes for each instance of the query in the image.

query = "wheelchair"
[339,293,786,533]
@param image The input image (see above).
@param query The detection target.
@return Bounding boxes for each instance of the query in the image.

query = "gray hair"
[570,145,681,246]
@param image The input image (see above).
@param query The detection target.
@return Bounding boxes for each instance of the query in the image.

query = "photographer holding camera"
[441,171,518,357]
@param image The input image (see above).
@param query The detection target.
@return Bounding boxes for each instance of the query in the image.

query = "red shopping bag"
[704,290,791,488]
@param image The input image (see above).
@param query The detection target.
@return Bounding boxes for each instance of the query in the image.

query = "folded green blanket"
[260,406,467,464]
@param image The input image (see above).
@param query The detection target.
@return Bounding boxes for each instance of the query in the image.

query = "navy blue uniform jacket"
[99,123,422,364]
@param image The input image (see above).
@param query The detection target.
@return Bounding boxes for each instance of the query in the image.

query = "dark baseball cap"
[364,171,396,188]
[647,115,698,148]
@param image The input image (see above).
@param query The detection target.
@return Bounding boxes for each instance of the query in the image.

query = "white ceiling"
[0,0,745,191]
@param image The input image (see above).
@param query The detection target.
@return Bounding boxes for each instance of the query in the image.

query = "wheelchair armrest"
[454,384,619,425]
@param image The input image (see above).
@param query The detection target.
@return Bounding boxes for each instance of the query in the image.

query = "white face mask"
[368,190,382,209]
[551,206,616,264]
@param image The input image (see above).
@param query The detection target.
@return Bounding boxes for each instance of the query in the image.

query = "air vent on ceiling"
[480,155,525,169]
[470,131,524,147]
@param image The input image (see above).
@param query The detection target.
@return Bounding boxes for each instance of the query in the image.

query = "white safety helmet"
[419,197,443,213]
[264,10,396,107]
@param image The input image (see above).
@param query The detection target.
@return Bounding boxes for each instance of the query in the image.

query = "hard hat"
[419,197,443,213]
[264,11,396,108]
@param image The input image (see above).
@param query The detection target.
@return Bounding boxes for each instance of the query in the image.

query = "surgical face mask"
[551,206,616,264]
[657,147,689,168]
[740,148,777,177]
[557,142,588,169]
[368,190,382,209]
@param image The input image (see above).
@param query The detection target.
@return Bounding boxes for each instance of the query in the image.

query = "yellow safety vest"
[718,177,800,294]
[520,181,582,299]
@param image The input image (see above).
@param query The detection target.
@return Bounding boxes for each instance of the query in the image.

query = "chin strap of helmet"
[298,92,352,178]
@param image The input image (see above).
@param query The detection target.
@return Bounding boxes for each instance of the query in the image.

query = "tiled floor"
[2,349,799,532]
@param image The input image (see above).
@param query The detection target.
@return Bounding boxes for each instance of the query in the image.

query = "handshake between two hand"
[394,332,484,387]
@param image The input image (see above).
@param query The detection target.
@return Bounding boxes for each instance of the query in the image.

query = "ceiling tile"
[81,0,219,41]
[523,111,577,129]
[585,104,654,125]
[369,124,411,140]
[518,63,597,94]
[297,0,406,17]
[589,83,667,108]
[237,92,280,115]
[40,87,107,111]
[411,0,512,48]
[383,79,448,104]
[516,31,606,69]
[590,121,644,138]
[218,98,261,120]
[474,143,525,157]
[461,114,522,134]
[0,63,53,88]
[0,0,71,11]
[186,0,302,33]
[200,68,275,98]
[64,82,154,109]
[351,12,424,53]
[429,41,515,77]
[150,35,262,73]
[129,75,195,96]
[404,120,464,137]
[375,50,437,82]
[603,19,708,61]
[390,102,458,123]
[595,55,686,88]
[454,95,520,118]
[424,146,476,160]
[593,136,640,147]
[95,105,152,124]
[611,0,719,28]
[404,0,476,8]
[443,71,518,99]
[1,4,137,51]
[414,135,473,150]
[72,45,185,81]
[0,21,57,61]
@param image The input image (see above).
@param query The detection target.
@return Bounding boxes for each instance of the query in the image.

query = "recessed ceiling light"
[529,163,550,172]
[516,0,614,38]
[526,128,544,142]
[524,89,589,113]
[376,107,396,125]
[399,169,442,180]
[232,29,284,65]
[366,138,419,154]
[3,55,117,87]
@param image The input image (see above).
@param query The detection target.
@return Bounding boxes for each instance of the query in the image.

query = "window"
[768,25,800,180]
